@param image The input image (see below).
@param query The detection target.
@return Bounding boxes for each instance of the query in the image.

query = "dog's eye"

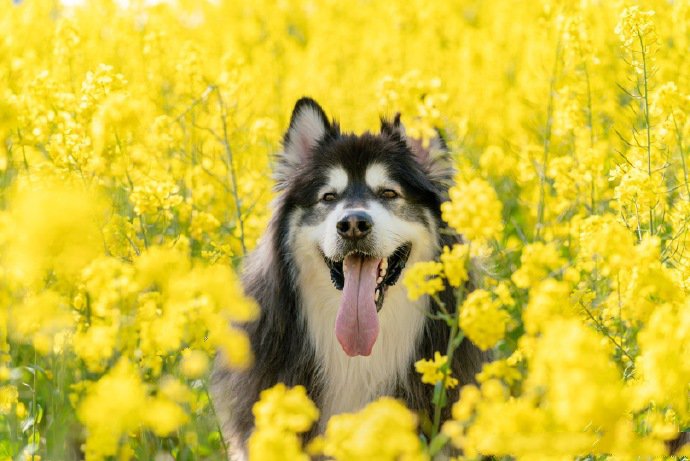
[380,189,399,199]
[322,192,337,202]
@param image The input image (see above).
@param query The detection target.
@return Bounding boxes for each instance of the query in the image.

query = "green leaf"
[28,429,40,446]
[431,381,448,408]
[428,433,450,456]
[35,405,43,425]
[207,431,222,449]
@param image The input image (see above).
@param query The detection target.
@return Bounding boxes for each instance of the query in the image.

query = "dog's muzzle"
[319,208,414,357]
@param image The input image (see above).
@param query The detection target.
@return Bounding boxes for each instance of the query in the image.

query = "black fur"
[211,97,488,455]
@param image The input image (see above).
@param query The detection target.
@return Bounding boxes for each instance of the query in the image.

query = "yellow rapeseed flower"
[0,385,18,414]
[77,359,148,460]
[441,177,503,243]
[180,349,210,379]
[403,261,444,301]
[141,395,189,437]
[248,384,319,461]
[252,384,319,434]
[415,352,459,389]
[316,397,427,461]
[248,427,310,461]
[459,290,509,351]
[440,244,470,288]
[511,242,565,289]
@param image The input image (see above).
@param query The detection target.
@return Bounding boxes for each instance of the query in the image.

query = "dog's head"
[277,97,453,357]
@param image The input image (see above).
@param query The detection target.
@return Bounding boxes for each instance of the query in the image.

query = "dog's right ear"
[276,97,333,187]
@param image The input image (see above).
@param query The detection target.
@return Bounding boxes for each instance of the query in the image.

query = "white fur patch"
[365,163,402,196]
[325,167,348,194]
[365,163,390,191]
[290,199,439,428]
[320,202,347,257]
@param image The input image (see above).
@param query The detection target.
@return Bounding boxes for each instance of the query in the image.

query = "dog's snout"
[337,211,373,240]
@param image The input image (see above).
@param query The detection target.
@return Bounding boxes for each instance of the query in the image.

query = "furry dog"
[211,97,488,459]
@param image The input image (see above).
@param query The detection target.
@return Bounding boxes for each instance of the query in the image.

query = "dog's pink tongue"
[335,254,381,357]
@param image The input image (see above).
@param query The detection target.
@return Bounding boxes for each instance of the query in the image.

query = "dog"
[211,97,488,459]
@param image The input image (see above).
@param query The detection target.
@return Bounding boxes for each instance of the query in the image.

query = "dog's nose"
[337,211,373,240]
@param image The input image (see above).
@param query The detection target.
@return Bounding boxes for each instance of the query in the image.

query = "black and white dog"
[211,97,487,458]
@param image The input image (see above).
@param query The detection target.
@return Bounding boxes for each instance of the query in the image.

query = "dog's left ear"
[381,114,454,188]
[276,97,337,187]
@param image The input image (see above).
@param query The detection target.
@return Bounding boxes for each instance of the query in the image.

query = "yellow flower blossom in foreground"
[77,360,149,461]
[252,384,319,433]
[3,181,103,285]
[248,426,310,461]
[459,290,509,351]
[15,402,26,419]
[522,278,572,334]
[0,385,18,414]
[440,244,470,288]
[511,242,565,289]
[635,304,690,421]
[441,177,503,243]
[448,385,481,424]
[77,359,192,460]
[476,358,522,386]
[143,396,190,437]
[446,320,666,458]
[415,352,459,389]
[180,349,210,379]
[403,261,444,301]
[248,384,319,461]
[314,397,427,461]
[493,281,515,307]
[8,290,72,355]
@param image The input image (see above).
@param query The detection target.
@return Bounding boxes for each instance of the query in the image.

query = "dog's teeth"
[375,289,380,301]
[379,258,388,279]
[376,276,383,284]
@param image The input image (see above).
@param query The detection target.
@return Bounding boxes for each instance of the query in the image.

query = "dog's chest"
[298,263,428,426]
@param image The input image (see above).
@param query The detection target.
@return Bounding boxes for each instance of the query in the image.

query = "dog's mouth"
[324,244,412,310]
[322,243,412,357]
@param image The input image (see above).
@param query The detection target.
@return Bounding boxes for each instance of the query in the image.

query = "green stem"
[215,87,247,256]
[203,382,230,461]
[638,30,654,234]
[32,350,37,460]
[535,36,564,240]
[581,54,596,211]
[430,319,459,441]
[580,301,634,364]
[672,114,690,199]
[430,283,467,442]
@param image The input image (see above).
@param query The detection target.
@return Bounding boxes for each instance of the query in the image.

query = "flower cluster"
[415,352,459,389]
[248,384,319,461]
[441,177,504,244]
[313,398,426,461]
[2,0,690,459]
[459,290,509,351]
[403,244,470,300]
[402,261,445,300]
